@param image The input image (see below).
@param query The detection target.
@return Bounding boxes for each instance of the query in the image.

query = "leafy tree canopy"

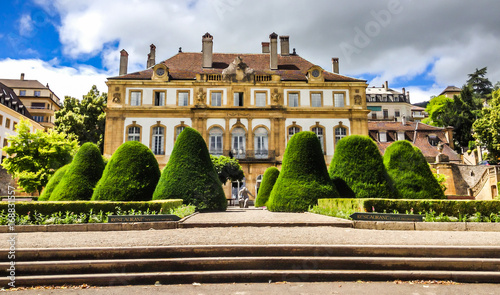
[467,67,493,99]
[1,119,79,194]
[473,89,500,160]
[422,95,453,126]
[210,155,244,185]
[55,85,107,151]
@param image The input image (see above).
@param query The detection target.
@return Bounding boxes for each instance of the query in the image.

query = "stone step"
[5,256,500,276]
[3,269,500,287]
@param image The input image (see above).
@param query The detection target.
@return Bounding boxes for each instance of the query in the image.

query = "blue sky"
[1,0,499,102]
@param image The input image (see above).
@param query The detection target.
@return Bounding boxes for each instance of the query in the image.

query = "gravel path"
[2,209,500,249]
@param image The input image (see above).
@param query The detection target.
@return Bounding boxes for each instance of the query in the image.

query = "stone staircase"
[2,245,500,287]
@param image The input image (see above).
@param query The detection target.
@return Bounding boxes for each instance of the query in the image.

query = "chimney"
[269,32,278,70]
[20,73,25,80]
[202,32,213,68]
[384,81,389,90]
[261,42,270,53]
[332,58,339,74]
[119,49,128,76]
[406,91,410,103]
[147,44,156,68]
[279,35,289,56]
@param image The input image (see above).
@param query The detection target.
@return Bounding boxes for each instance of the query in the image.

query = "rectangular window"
[130,91,141,106]
[0,115,3,125]
[371,113,377,120]
[234,92,244,107]
[19,90,26,96]
[311,93,322,107]
[255,92,266,107]
[34,91,41,97]
[383,109,389,119]
[12,122,17,130]
[379,131,387,142]
[128,126,140,141]
[288,93,299,107]
[210,136,223,155]
[211,92,222,106]
[31,102,45,109]
[33,116,44,122]
[334,93,345,107]
[178,91,189,106]
[154,91,165,106]
[395,109,400,117]
[5,118,10,129]
[397,131,405,141]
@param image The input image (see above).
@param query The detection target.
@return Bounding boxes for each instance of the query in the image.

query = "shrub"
[255,167,279,207]
[38,164,70,201]
[92,141,161,201]
[49,143,105,201]
[329,135,398,198]
[153,127,227,211]
[383,140,445,199]
[267,131,338,212]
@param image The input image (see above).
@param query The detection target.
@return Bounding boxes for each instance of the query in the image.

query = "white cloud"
[0,58,109,99]
[18,14,34,37]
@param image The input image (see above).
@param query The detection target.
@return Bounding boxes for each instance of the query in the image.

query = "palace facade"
[104,33,369,199]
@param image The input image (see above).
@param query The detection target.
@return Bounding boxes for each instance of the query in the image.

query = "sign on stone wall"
[108,214,180,223]
[350,212,423,222]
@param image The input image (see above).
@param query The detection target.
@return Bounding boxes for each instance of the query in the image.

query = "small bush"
[153,127,227,211]
[255,167,279,207]
[384,140,445,199]
[38,164,70,201]
[50,143,105,201]
[92,141,161,201]
[329,135,398,198]
[267,131,338,212]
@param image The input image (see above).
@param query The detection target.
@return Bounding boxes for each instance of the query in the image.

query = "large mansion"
[104,33,369,199]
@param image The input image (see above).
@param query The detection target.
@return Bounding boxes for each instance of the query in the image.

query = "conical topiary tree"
[49,142,105,201]
[153,127,227,211]
[329,135,398,198]
[92,141,161,201]
[267,131,339,212]
[255,166,279,207]
[38,164,70,201]
[383,140,445,199]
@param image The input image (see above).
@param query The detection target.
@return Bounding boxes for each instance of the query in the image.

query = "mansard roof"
[0,83,32,119]
[109,52,365,82]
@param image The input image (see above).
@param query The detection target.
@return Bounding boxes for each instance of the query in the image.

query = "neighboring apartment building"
[366,81,412,121]
[0,74,61,130]
[104,33,370,199]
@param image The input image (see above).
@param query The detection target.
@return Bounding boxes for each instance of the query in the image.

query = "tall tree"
[422,95,454,127]
[1,119,79,194]
[55,85,107,151]
[473,89,500,160]
[467,67,493,99]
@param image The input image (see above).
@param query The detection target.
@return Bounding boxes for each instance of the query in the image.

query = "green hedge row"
[318,198,500,217]
[0,199,183,216]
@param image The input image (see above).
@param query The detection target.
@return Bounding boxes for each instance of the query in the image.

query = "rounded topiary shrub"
[329,135,398,198]
[49,142,105,201]
[383,140,445,199]
[153,127,227,211]
[255,167,279,207]
[267,131,339,212]
[91,141,161,201]
[38,164,70,201]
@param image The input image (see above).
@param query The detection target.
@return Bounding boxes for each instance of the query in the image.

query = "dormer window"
[379,131,387,142]
[428,134,439,146]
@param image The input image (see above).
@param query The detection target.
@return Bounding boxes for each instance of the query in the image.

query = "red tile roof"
[109,52,365,82]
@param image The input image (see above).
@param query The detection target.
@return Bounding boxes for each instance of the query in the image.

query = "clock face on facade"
[312,69,320,77]
[156,68,165,76]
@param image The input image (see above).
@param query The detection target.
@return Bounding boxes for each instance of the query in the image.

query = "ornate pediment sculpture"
[222,57,255,82]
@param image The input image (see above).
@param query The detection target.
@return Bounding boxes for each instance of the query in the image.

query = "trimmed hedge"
[92,141,161,201]
[0,199,183,216]
[384,140,445,199]
[329,135,398,198]
[267,131,339,212]
[50,143,105,201]
[255,167,279,207]
[318,198,500,218]
[38,164,70,201]
[153,127,227,212]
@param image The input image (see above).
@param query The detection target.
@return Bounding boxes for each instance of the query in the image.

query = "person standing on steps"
[238,187,254,208]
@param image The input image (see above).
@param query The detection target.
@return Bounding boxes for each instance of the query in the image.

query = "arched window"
[232,127,246,159]
[254,127,268,158]
[335,127,347,145]
[288,126,300,141]
[312,126,325,154]
[209,127,223,156]
[152,126,165,155]
[127,126,141,141]
[176,126,185,138]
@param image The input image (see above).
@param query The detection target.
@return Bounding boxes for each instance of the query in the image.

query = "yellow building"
[104,33,369,199]
[0,74,61,130]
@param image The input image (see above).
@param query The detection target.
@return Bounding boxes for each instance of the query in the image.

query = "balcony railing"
[209,149,276,161]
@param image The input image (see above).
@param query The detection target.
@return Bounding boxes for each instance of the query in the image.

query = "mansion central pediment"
[222,57,255,82]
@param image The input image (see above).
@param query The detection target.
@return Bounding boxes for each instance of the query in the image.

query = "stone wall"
[0,168,17,196]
